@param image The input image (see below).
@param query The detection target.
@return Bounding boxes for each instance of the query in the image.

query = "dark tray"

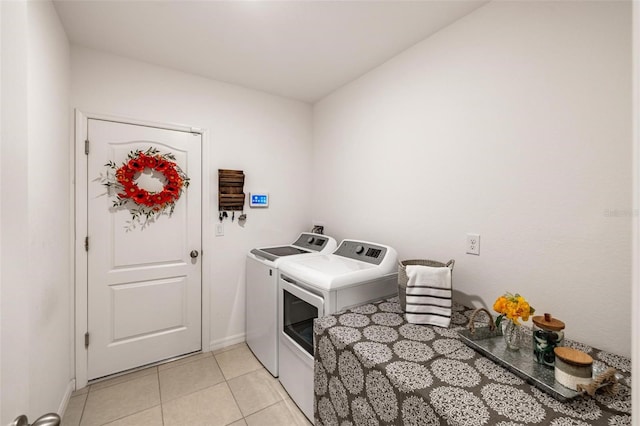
[458,327,584,402]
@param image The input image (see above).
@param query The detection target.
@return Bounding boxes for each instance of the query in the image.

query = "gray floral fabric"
[313,297,632,426]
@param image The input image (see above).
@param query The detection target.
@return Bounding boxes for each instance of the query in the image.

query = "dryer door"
[278,275,324,422]
[280,275,324,356]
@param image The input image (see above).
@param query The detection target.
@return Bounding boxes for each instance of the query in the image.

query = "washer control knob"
[355,245,365,255]
[307,237,315,244]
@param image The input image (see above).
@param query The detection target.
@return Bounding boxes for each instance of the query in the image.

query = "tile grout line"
[85,366,158,394]
[209,352,248,425]
[77,390,89,426]
[157,356,229,405]
[219,365,264,382]
[94,404,163,426]
[157,368,165,426]
[224,373,245,426]
[158,352,214,373]
[213,348,279,426]
[242,398,285,423]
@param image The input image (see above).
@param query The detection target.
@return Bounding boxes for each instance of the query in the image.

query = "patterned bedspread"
[313,296,632,426]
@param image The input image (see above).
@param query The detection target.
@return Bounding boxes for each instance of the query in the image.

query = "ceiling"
[53,0,487,103]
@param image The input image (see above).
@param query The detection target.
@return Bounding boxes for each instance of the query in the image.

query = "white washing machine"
[277,239,398,420]
[246,233,336,377]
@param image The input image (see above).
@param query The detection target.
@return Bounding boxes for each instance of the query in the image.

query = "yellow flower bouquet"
[493,292,535,350]
[493,292,535,327]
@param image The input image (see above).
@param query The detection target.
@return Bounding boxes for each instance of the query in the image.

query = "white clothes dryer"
[245,233,336,377]
[277,239,398,420]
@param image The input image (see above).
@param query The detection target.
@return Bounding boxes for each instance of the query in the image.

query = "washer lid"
[249,233,337,264]
[250,246,309,263]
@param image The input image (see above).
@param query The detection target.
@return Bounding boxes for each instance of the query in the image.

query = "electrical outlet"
[466,233,480,255]
[215,223,224,237]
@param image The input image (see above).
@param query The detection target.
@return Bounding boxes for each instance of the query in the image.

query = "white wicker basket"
[397,259,455,311]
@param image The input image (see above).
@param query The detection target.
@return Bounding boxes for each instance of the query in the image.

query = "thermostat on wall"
[249,193,269,208]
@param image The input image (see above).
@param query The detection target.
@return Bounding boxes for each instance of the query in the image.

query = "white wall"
[313,1,632,357]
[1,1,71,423]
[632,0,639,415]
[0,2,2,415]
[26,1,73,418]
[1,2,30,422]
[71,47,314,350]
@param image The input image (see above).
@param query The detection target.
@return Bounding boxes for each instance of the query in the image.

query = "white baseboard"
[209,332,246,352]
[58,379,75,417]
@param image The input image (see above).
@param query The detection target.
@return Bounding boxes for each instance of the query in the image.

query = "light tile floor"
[62,343,312,426]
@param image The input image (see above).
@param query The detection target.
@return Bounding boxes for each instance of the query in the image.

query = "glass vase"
[502,320,523,350]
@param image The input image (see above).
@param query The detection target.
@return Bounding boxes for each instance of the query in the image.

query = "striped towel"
[404,265,452,327]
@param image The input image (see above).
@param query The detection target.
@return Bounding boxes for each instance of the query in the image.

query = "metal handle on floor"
[11,413,60,426]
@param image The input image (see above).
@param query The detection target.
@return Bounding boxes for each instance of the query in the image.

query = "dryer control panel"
[334,240,388,265]
[292,233,332,252]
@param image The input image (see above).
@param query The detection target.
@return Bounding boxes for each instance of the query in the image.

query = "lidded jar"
[532,313,565,367]
[554,347,593,390]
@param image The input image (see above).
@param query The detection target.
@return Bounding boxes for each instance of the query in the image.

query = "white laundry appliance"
[277,239,398,420]
[246,233,336,377]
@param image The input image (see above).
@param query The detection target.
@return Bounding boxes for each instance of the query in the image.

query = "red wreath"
[115,154,185,210]
[104,148,190,216]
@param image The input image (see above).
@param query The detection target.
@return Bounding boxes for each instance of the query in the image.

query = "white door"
[87,118,202,380]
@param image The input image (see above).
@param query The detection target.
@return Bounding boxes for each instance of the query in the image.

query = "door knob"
[11,414,60,426]
[190,250,199,259]
[10,415,28,426]
[32,414,61,426]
